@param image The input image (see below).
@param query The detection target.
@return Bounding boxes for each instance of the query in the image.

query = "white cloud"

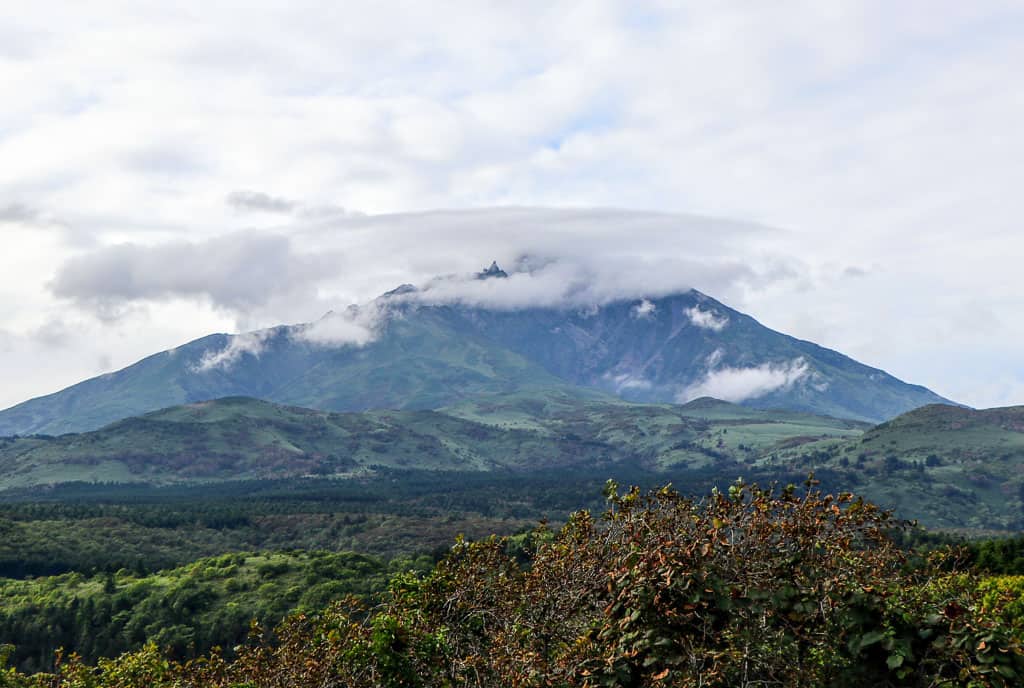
[603,371,653,392]
[50,231,343,325]
[678,358,810,403]
[705,348,725,369]
[193,304,386,372]
[0,2,1022,408]
[293,304,383,347]
[631,299,656,318]
[192,329,275,372]
[684,306,729,332]
[48,208,790,320]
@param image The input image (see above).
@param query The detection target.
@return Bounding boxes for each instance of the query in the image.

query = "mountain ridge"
[0,393,867,489]
[0,277,952,435]
[3,393,1023,530]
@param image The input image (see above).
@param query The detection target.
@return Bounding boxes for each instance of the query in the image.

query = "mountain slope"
[0,395,866,489]
[0,310,590,437]
[4,395,1024,530]
[0,278,951,436]
[434,290,949,422]
[780,403,1024,530]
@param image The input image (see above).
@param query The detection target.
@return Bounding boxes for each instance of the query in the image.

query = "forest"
[0,465,842,578]
[2,479,1024,686]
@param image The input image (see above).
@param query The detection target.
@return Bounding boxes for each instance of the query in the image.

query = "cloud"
[704,348,725,369]
[603,371,653,392]
[46,208,795,327]
[226,190,298,214]
[631,299,656,319]
[193,304,385,372]
[684,305,729,331]
[226,190,358,219]
[29,319,74,348]
[50,232,342,322]
[678,358,810,403]
[321,207,789,310]
[0,203,40,225]
[192,329,275,372]
[293,304,384,347]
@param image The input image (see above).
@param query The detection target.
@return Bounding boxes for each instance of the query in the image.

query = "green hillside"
[0,310,585,437]
[780,404,1024,529]
[5,395,1024,530]
[0,289,952,437]
[0,395,865,489]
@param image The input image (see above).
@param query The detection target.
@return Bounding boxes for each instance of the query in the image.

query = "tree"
[14,481,1024,687]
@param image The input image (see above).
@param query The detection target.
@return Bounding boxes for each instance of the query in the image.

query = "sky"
[1,1,1023,410]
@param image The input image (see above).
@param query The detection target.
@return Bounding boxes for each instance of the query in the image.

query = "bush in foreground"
[9,480,1024,687]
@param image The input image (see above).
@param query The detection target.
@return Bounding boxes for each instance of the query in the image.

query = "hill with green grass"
[780,404,1024,530]
[0,394,866,489]
[4,393,1022,530]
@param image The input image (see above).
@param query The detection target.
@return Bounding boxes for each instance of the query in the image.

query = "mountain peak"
[381,283,418,298]
[477,261,508,280]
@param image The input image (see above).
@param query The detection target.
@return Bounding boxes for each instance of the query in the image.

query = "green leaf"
[858,630,886,649]
[997,665,1018,678]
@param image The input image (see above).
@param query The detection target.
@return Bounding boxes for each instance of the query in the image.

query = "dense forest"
[2,480,1024,686]
[0,466,845,578]
[0,550,434,674]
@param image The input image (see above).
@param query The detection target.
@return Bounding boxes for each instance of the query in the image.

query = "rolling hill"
[779,404,1024,530]
[2,394,1023,530]
[0,394,866,489]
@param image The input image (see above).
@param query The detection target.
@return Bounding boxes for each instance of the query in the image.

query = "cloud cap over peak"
[48,208,796,325]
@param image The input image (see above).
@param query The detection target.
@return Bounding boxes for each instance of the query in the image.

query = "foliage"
[0,550,430,674]
[8,482,1022,687]
[968,536,1024,574]
[0,466,824,578]
[978,576,1024,637]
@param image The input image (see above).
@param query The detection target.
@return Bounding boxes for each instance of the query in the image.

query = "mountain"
[0,272,951,436]
[428,290,950,421]
[7,392,1024,530]
[0,394,866,490]
[0,310,583,437]
[779,403,1024,530]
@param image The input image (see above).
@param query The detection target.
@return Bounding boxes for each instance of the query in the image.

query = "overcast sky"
[1,1,1023,410]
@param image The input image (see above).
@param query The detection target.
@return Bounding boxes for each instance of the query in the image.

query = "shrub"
[17,481,1024,687]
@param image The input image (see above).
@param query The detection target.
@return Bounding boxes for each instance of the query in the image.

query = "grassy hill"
[4,394,1023,530]
[778,404,1024,530]
[0,394,866,489]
